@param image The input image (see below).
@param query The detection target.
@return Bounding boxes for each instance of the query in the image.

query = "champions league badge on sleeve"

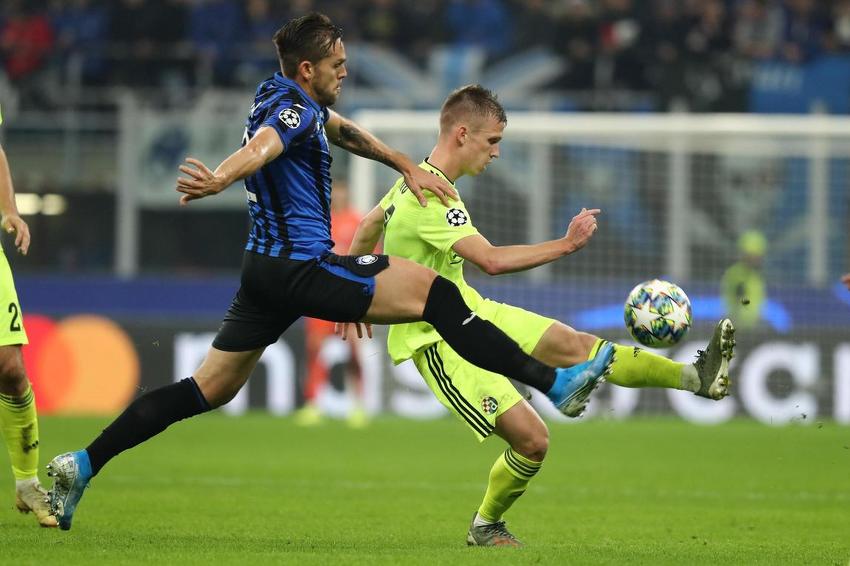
[446,208,468,226]
[278,108,301,129]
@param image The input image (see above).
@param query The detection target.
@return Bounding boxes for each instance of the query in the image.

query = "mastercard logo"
[22,314,140,415]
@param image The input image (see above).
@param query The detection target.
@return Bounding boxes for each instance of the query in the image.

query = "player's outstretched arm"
[336,205,385,341]
[176,127,283,205]
[452,208,600,276]
[0,144,30,254]
[842,273,850,290]
[325,110,457,208]
[348,205,384,256]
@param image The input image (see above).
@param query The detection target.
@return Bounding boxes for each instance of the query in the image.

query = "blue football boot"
[46,450,92,530]
[547,342,615,417]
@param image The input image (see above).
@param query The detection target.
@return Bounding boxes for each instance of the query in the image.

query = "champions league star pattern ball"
[624,279,692,348]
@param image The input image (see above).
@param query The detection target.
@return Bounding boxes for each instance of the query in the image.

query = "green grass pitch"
[1,414,848,565]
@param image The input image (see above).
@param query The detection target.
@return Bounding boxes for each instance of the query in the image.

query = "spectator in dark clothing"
[397,0,447,67]
[642,0,688,108]
[780,0,828,63]
[509,0,557,52]
[644,0,685,67]
[360,0,404,50]
[550,0,598,90]
[235,0,278,85]
[684,0,731,61]
[188,0,244,86]
[108,0,163,86]
[733,0,784,60]
[49,0,109,85]
[445,0,512,60]
[597,0,646,89]
[0,0,54,82]
[827,0,850,53]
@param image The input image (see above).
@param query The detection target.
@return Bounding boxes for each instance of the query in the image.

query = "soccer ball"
[624,279,692,348]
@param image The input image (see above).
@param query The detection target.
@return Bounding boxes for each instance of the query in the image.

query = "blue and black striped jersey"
[242,73,334,259]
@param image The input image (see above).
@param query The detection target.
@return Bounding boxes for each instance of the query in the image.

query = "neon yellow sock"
[0,384,39,480]
[477,448,542,522]
[589,338,687,390]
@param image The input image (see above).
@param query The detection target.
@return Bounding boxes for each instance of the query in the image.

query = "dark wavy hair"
[273,13,343,77]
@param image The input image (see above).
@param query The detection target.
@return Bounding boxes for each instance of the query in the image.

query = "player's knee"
[513,428,549,462]
[0,356,28,395]
[559,326,595,358]
[579,332,600,355]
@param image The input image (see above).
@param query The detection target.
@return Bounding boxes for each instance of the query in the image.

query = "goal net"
[350,111,850,423]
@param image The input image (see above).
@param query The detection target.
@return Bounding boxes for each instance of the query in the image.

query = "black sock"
[86,377,211,476]
[422,276,555,392]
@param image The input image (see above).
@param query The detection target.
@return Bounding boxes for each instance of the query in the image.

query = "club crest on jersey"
[446,208,468,226]
[355,254,378,265]
[278,108,301,129]
[481,396,499,415]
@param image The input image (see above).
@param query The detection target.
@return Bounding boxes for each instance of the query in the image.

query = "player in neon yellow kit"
[343,85,735,546]
[0,106,57,527]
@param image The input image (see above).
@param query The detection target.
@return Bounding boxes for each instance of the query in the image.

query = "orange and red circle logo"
[22,314,140,415]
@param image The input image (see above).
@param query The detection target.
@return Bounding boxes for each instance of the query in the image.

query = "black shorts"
[212,251,390,352]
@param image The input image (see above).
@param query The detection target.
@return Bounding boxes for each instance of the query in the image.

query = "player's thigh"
[288,253,435,324]
[365,256,437,323]
[213,255,302,353]
[0,253,28,349]
[412,341,523,442]
[293,253,389,322]
[494,399,549,461]
[193,346,265,408]
[531,321,598,368]
[0,255,28,393]
[477,299,556,355]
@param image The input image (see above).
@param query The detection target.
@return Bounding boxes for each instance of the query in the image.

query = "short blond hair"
[439,85,507,132]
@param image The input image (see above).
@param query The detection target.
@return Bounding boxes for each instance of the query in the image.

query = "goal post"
[350,111,848,288]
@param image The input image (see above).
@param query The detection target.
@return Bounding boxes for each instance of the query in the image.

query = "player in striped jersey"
[46,13,612,530]
[0,105,56,527]
[342,85,735,546]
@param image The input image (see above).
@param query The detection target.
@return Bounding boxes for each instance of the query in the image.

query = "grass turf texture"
[1,415,848,565]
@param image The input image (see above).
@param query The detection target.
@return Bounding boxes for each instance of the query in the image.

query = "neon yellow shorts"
[0,251,27,346]
[412,298,555,441]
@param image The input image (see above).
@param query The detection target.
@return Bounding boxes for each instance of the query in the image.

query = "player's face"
[461,116,505,176]
[310,39,347,106]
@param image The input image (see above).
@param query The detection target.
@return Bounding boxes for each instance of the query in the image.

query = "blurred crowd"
[1,0,849,107]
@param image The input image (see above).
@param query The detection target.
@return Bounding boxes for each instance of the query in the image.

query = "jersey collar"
[421,158,456,185]
[273,72,323,114]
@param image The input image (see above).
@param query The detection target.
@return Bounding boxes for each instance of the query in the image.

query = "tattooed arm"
[325,110,456,207]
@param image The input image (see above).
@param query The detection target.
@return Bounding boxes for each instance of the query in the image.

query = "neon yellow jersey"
[0,104,5,257]
[380,160,483,363]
